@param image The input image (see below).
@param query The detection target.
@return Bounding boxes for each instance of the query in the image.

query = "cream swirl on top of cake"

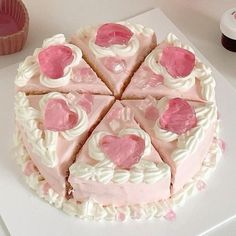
[15,34,82,88]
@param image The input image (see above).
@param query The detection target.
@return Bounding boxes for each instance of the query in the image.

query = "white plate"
[0,8,236,236]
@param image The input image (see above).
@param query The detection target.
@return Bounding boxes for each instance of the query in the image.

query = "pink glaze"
[100,134,145,169]
[197,180,206,191]
[122,54,205,102]
[122,98,216,193]
[101,57,127,74]
[159,98,197,135]
[0,14,19,36]
[44,99,78,131]
[38,45,74,79]
[164,210,176,221]
[16,58,112,96]
[23,160,37,176]
[144,105,159,121]
[70,26,157,97]
[69,101,171,205]
[18,93,114,196]
[95,23,133,47]
[160,46,195,78]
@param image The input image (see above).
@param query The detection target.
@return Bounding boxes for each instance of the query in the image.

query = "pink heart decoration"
[160,46,195,78]
[100,134,145,169]
[38,45,74,79]
[95,23,133,47]
[44,99,78,131]
[159,98,197,135]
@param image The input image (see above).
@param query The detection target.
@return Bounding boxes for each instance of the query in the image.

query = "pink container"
[0,0,29,55]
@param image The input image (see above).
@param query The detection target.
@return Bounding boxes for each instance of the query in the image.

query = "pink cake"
[14,22,223,221]
[70,22,157,97]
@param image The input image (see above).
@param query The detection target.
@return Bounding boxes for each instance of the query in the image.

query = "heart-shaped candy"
[95,23,133,47]
[38,45,74,79]
[44,99,78,131]
[160,46,195,78]
[100,134,145,169]
[159,98,197,135]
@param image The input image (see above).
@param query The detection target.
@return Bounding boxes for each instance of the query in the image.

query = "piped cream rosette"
[15,34,82,88]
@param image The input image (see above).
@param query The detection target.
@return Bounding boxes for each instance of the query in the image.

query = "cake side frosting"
[14,122,222,221]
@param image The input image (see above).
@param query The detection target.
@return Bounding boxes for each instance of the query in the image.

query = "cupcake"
[0,0,29,55]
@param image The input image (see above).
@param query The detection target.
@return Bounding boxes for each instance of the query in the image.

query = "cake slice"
[15,34,111,95]
[69,101,171,206]
[15,91,114,196]
[70,22,157,97]
[122,33,215,103]
[122,96,217,193]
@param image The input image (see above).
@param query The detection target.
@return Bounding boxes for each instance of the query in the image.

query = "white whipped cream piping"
[70,159,170,184]
[15,92,58,167]
[15,125,222,221]
[144,33,216,102]
[15,34,82,88]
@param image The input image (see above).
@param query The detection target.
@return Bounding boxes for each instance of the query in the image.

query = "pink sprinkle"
[164,210,176,221]
[101,57,126,74]
[23,161,37,176]
[106,107,122,121]
[117,212,126,222]
[147,74,163,87]
[218,139,226,152]
[72,67,96,83]
[144,105,159,121]
[197,180,206,191]
[42,181,51,195]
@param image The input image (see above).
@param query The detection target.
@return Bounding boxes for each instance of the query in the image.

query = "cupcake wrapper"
[0,0,29,55]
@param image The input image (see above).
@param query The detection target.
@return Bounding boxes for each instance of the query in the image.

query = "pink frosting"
[160,46,195,78]
[38,45,74,79]
[101,57,126,74]
[95,23,133,47]
[159,98,197,135]
[144,105,159,121]
[23,160,37,176]
[100,134,145,169]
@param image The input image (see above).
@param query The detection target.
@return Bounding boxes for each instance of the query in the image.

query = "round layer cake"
[14,22,223,221]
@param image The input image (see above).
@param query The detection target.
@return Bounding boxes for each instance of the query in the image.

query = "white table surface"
[0,1,236,235]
